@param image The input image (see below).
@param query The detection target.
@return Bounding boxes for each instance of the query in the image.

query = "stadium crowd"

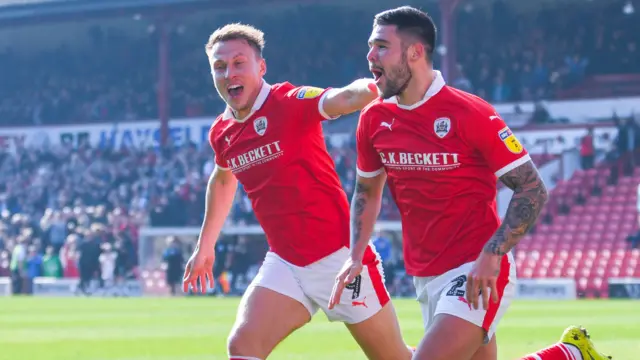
[0,1,638,126]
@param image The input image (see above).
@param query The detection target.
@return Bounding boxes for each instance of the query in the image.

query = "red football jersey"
[210,81,356,267]
[356,71,530,277]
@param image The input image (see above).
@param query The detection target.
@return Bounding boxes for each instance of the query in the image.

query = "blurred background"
[0,0,639,303]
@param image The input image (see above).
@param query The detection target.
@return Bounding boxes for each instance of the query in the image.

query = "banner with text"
[0,117,618,155]
[608,278,640,299]
[515,278,577,300]
[32,277,143,297]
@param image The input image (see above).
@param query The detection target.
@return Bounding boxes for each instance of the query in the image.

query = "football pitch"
[0,297,637,360]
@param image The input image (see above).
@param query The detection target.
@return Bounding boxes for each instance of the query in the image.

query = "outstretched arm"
[484,160,549,255]
[321,79,378,118]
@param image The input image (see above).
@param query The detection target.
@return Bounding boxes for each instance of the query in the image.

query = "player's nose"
[366,48,376,63]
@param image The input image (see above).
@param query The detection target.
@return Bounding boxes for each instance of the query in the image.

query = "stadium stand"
[1,0,639,299]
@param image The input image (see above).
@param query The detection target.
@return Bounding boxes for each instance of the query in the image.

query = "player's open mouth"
[228,84,244,98]
[370,69,384,83]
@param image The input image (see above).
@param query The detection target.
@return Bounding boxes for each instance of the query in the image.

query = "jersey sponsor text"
[227,141,283,172]
[379,151,460,172]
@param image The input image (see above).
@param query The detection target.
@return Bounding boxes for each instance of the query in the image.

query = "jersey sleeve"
[208,124,229,170]
[285,86,339,123]
[356,109,385,178]
[462,100,531,178]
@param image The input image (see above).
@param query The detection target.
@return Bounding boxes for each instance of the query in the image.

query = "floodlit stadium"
[0,0,639,359]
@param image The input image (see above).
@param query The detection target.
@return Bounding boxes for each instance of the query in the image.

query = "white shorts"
[247,246,390,324]
[413,252,516,343]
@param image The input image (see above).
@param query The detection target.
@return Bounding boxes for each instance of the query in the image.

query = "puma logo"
[380,119,394,131]
[352,296,368,308]
[458,296,472,310]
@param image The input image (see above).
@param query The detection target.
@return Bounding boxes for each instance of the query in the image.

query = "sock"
[520,343,582,360]
[229,357,262,360]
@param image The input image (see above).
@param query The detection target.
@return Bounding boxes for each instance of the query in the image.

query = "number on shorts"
[345,275,362,300]
[445,275,467,297]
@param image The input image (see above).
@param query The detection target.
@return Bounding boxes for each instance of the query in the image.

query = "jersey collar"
[383,70,445,110]
[222,80,271,122]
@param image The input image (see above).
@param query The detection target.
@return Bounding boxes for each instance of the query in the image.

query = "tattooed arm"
[349,173,387,262]
[484,160,549,255]
[328,172,386,309]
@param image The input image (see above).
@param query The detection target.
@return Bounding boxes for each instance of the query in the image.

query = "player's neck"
[397,68,435,107]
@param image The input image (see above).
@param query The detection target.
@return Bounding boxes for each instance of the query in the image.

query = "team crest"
[498,127,523,154]
[434,117,451,138]
[296,86,324,99]
[253,116,268,136]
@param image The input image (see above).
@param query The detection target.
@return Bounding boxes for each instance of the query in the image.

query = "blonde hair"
[205,23,265,56]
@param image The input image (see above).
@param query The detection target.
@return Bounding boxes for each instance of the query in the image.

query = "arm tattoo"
[350,181,370,248]
[484,160,549,256]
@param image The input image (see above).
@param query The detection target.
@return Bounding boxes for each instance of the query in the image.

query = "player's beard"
[380,52,412,100]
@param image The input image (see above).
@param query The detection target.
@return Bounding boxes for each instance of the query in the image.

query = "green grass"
[0,297,637,360]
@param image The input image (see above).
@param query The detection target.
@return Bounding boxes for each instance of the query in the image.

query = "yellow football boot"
[560,326,612,360]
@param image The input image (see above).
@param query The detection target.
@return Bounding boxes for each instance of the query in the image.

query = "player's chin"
[226,97,246,110]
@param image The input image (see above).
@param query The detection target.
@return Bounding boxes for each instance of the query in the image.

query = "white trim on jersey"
[494,154,531,178]
[318,89,340,120]
[383,70,446,110]
[216,164,230,171]
[357,167,384,178]
[222,81,272,122]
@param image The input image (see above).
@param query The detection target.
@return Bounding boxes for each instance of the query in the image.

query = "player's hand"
[328,258,363,310]
[182,245,215,294]
[466,251,501,310]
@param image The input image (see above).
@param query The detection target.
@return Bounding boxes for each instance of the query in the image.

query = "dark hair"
[374,6,437,57]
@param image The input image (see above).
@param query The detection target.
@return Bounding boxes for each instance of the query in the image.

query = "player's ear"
[259,57,267,77]
[409,43,424,62]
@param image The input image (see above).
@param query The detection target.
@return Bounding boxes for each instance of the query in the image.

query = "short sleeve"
[462,100,530,177]
[285,86,338,123]
[356,110,384,178]
[208,125,229,170]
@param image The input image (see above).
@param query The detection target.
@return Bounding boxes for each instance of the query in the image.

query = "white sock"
[563,343,583,360]
[229,356,261,360]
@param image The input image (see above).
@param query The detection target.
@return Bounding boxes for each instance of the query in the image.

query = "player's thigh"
[345,302,412,360]
[229,285,311,355]
[228,252,316,357]
[413,313,484,360]
[469,335,497,360]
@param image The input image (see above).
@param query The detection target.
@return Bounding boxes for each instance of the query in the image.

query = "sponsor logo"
[379,152,460,172]
[380,119,395,131]
[296,86,324,99]
[498,126,524,154]
[352,296,368,308]
[226,141,283,173]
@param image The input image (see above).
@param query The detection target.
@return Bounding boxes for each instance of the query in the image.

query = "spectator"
[9,237,27,294]
[372,231,394,286]
[42,245,63,278]
[25,245,43,293]
[580,127,595,170]
[162,237,184,296]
